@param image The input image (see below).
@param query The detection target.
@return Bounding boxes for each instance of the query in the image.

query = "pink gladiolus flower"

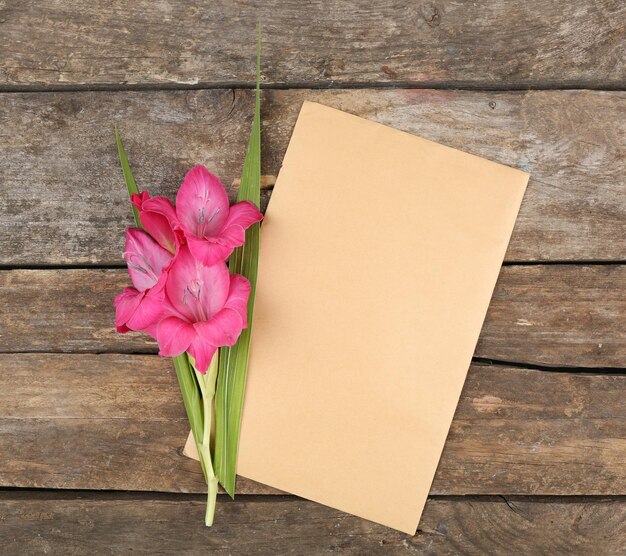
[131,191,180,254]
[156,244,251,373]
[175,165,263,266]
[114,228,173,334]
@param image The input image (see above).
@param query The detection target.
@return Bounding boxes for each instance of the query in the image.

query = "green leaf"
[214,24,262,498]
[173,353,207,482]
[115,127,142,228]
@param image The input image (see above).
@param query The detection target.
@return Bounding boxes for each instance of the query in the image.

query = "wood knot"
[381,66,399,78]
[420,2,442,27]
[317,57,345,79]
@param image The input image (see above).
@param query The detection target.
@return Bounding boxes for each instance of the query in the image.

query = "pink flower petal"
[218,201,263,248]
[142,322,158,340]
[176,166,229,239]
[130,191,149,208]
[114,274,167,335]
[225,201,263,229]
[187,336,218,374]
[156,317,196,357]
[224,274,251,328]
[114,287,143,332]
[194,308,244,347]
[124,228,173,292]
[126,283,166,332]
[164,244,230,323]
[137,195,179,254]
[187,235,234,267]
[216,224,246,248]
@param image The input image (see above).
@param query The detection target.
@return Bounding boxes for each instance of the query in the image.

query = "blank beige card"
[190,101,529,533]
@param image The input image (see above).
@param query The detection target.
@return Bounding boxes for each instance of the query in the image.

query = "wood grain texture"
[476,264,625,367]
[1,265,623,367]
[0,1,624,89]
[1,354,624,495]
[2,89,624,265]
[2,492,625,555]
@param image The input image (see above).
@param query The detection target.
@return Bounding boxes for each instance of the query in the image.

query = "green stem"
[193,353,219,527]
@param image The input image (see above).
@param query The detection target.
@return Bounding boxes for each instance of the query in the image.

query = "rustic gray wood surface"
[1,1,624,89]
[1,89,624,264]
[2,492,625,555]
[0,0,624,553]
[2,355,624,496]
[1,266,623,367]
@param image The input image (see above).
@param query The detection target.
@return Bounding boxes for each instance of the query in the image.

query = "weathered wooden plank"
[1,265,623,367]
[1,492,625,555]
[1,1,624,89]
[0,89,253,265]
[476,264,625,367]
[1,354,624,495]
[1,89,624,264]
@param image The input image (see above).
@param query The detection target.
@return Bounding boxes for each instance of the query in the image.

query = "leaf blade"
[173,353,207,482]
[214,24,262,498]
[115,127,142,229]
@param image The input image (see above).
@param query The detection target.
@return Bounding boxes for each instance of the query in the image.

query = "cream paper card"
[186,101,529,534]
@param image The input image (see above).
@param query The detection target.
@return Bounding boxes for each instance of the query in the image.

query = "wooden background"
[1,1,625,554]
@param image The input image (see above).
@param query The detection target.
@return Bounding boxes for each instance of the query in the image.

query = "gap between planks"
[0,352,621,376]
[1,488,625,504]
[1,261,625,271]
[1,82,625,94]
